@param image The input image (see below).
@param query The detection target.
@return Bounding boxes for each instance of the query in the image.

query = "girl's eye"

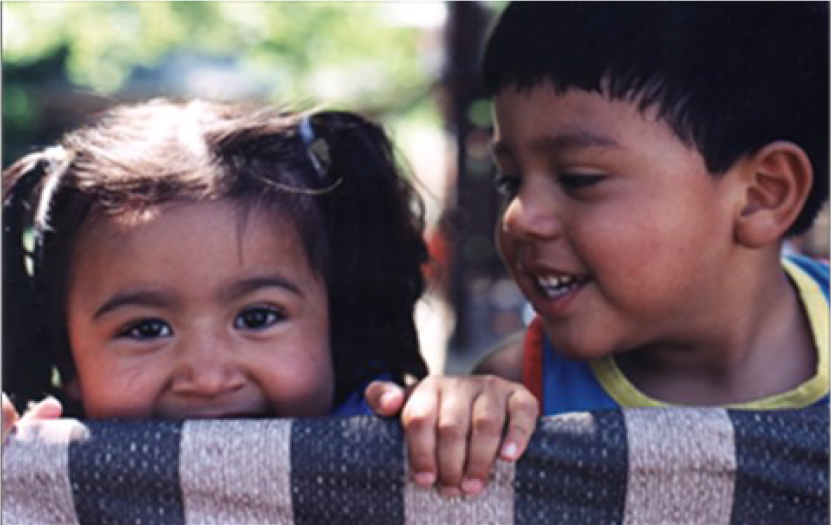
[494,173,521,197]
[234,307,284,331]
[119,319,172,340]
[558,174,605,191]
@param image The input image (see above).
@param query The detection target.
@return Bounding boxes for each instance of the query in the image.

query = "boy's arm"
[472,330,525,380]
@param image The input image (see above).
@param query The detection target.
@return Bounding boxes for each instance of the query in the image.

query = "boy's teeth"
[538,275,575,287]
[536,274,582,298]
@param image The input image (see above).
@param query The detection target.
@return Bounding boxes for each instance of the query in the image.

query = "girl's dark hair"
[2,99,429,413]
[483,2,829,236]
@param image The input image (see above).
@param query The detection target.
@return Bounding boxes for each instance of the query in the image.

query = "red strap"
[522,317,545,409]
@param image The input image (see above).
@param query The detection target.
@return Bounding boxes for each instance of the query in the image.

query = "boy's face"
[65,199,334,419]
[492,85,742,360]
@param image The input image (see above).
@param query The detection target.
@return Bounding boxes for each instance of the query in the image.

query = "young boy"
[474,2,829,414]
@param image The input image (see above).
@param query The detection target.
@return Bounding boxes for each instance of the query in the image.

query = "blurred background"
[3,2,828,376]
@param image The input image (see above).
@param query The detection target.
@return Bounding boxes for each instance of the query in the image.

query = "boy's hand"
[2,394,64,444]
[366,375,539,497]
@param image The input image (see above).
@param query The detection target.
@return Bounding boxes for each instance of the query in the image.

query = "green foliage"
[2,1,437,110]
[2,1,446,165]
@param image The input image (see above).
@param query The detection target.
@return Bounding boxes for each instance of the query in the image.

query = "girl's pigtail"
[311,112,429,401]
[2,147,73,411]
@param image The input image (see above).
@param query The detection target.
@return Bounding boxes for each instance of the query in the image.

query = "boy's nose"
[502,191,560,241]
[171,340,246,398]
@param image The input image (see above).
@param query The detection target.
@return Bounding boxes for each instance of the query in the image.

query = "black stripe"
[68,420,185,525]
[291,416,406,525]
[515,410,628,525]
[728,406,829,525]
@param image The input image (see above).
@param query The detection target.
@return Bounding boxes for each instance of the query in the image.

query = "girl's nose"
[501,187,561,242]
[171,340,245,398]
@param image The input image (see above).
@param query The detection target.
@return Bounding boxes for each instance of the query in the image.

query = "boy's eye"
[493,173,521,197]
[558,174,605,191]
[234,307,284,331]
[119,319,172,340]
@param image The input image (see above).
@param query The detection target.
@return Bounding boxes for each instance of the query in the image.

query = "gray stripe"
[623,408,736,525]
[404,458,514,525]
[179,419,293,525]
[2,420,86,525]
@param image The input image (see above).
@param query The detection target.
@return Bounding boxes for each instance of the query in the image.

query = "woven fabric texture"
[2,407,827,525]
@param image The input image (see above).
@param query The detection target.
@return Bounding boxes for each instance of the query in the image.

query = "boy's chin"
[544,327,615,362]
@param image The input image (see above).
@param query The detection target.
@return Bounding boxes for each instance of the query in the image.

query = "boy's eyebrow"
[93,291,172,320]
[220,275,303,302]
[490,130,622,159]
[530,131,622,154]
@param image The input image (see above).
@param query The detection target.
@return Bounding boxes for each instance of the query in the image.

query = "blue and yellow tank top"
[522,254,829,416]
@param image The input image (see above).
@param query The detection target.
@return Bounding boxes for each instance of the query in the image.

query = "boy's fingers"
[434,381,474,491]
[461,388,506,496]
[500,388,540,461]
[401,385,440,487]
[364,381,406,417]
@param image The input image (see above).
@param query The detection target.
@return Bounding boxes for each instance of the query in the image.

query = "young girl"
[2,99,538,497]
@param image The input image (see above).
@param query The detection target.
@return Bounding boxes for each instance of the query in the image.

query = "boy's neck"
[615,252,816,406]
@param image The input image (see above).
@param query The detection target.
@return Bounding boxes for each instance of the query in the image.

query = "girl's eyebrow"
[220,275,303,303]
[93,291,171,320]
[92,276,302,320]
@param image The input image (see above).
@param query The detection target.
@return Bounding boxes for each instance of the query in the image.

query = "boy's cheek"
[494,223,516,266]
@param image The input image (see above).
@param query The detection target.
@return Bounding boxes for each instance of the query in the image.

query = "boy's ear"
[734,141,812,249]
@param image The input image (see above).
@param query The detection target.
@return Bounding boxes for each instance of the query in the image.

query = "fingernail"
[501,442,518,460]
[461,477,484,495]
[439,486,462,499]
[414,472,436,487]
[380,390,399,407]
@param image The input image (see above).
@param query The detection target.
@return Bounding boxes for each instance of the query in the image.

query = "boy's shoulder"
[784,253,829,295]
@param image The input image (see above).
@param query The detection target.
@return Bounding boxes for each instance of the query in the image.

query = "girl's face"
[65,199,334,419]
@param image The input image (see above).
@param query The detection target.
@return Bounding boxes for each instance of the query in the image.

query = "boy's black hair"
[483,2,829,236]
[2,99,429,413]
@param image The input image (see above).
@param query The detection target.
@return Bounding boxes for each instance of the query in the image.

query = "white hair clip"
[300,115,332,180]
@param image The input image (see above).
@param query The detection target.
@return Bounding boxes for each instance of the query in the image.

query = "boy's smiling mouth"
[536,273,588,299]
[521,266,591,315]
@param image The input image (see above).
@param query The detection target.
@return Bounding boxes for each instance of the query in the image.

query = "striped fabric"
[3,407,827,525]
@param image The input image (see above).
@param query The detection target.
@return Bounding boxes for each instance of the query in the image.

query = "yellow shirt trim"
[590,259,829,409]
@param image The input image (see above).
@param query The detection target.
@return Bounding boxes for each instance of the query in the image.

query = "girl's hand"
[366,375,539,497]
[2,394,64,444]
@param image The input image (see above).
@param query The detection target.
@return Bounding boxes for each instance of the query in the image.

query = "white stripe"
[404,458,514,525]
[2,419,88,525]
[179,419,293,525]
[623,408,736,525]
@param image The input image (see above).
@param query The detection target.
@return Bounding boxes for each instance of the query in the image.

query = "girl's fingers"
[3,395,64,445]
[2,394,20,443]
[499,387,539,461]
[23,396,63,422]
